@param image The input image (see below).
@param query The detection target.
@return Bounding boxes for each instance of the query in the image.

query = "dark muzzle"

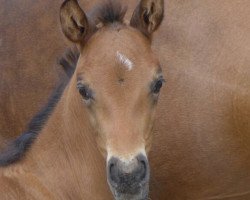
[107,154,149,196]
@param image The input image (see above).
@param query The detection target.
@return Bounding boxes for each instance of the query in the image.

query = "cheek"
[77,102,106,153]
[142,107,157,152]
[96,135,108,158]
[86,108,109,156]
[85,104,105,132]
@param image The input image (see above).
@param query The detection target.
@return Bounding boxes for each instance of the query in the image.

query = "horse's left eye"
[152,79,165,94]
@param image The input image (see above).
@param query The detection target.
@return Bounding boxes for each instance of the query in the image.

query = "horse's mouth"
[109,182,149,200]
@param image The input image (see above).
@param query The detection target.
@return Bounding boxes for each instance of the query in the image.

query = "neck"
[21,76,111,199]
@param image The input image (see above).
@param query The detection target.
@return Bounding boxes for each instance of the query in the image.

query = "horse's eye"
[152,79,165,94]
[78,84,93,100]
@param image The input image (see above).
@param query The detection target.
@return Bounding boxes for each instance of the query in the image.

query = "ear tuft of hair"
[95,0,127,25]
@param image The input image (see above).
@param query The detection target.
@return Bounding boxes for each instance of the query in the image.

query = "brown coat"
[1,0,250,199]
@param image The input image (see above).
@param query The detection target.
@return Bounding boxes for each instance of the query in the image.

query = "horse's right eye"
[77,83,93,101]
[79,87,92,100]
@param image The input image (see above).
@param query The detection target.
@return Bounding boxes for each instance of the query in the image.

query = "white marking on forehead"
[107,147,147,164]
[116,51,133,71]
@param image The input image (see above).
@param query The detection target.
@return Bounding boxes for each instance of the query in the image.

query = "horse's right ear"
[60,0,89,43]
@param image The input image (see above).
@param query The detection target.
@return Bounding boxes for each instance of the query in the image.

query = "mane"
[93,0,127,25]
[59,47,79,77]
[0,48,79,167]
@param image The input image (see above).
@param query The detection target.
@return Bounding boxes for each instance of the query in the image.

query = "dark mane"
[59,47,79,77]
[93,0,127,25]
[0,49,79,167]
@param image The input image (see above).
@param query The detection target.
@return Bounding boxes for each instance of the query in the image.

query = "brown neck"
[23,76,112,199]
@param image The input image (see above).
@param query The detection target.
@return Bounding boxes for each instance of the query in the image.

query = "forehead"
[85,25,151,56]
[76,25,160,89]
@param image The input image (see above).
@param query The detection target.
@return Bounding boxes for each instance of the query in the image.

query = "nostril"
[140,160,147,179]
[136,154,149,183]
[109,163,115,174]
[108,158,119,187]
[140,159,146,168]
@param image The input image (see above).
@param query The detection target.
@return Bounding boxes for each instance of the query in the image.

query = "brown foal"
[0,0,164,199]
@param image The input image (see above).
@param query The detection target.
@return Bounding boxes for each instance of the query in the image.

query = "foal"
[0,0,164,199]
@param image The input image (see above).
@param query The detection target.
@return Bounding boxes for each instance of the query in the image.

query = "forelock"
[93,0,127,25]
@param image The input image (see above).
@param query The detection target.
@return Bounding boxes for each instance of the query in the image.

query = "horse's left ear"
[130,0,164,37]
[60,0,89,43]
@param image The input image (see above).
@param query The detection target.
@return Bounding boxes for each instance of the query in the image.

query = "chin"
[110,183,149,200]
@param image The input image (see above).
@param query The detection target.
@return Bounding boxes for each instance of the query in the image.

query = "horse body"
[150,0,250,199]
[1,0,250,200]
